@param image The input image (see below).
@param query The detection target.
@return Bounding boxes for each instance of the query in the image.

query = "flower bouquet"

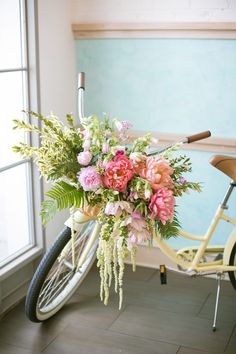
[13,112,201,307]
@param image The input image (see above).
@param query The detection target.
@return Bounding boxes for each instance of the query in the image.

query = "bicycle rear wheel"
[25,220,98,322]
[228,242,236,290]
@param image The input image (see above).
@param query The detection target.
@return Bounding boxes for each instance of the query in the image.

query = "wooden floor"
[0,264,235,354]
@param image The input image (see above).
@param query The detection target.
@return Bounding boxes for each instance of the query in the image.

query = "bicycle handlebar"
[78,72,85,89]
[184,130,211,144]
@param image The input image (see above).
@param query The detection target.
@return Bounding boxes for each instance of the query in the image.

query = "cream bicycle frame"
[64,201,236,275]
[153,204,236,273]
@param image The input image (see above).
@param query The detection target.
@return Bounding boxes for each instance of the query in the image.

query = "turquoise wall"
[75,38,236,248]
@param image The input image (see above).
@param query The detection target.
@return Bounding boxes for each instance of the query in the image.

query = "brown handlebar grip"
[186,130,211,143]
[78,72,85,89]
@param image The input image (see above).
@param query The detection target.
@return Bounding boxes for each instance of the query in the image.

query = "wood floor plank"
[224,325,236,354]
[0,342,40,354]
[0,265,235,354]
[109,304,234,353]
[0,302,67,351]
[122,279,209,315]
[42,323,179,354]
[52,294,124,330]
[178,346,212,354]
[197,292,236,324]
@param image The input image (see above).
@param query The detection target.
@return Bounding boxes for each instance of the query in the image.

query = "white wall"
[37,0,236,249]
[37,0,76,247]
[71,0,236,22]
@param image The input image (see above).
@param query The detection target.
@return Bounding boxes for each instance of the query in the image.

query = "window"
[0,0,42,270]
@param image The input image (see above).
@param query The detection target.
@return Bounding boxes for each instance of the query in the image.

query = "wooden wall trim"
[129,131,236,154]
[72,22,236,39]
[73,22,236,153]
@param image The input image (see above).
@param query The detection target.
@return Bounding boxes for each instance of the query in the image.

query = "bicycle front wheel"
[25,220,98,322]
[228,242,236,290]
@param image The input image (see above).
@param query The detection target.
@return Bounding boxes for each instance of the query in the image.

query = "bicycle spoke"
[39,231,89,307]
[39,262,65,299]
[39,270,73,307]
[36,221,97,316]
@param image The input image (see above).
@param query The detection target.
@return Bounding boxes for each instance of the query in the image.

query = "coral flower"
[129,152,147,174]
[102,155,134,192]
[149,187,175,224]
[137,156,173,191]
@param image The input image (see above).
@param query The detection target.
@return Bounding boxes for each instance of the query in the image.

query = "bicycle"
[25,73,236,332]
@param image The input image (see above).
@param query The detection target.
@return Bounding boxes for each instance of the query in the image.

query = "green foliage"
[128,133,152,153]
[41,181,85,225]
[155,213,181,239]
[170,155,192,178]
[13,111,84,182]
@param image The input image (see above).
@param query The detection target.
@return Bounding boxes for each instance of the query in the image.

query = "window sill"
[0,246,44,280]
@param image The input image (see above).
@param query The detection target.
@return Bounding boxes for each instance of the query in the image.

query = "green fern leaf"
[41,181,85,225]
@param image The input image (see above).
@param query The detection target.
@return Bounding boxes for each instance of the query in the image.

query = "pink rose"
[137,156,173,191]
[149,187,175,224]
[78,166,102,191]
[77,151,92,166]
[102,155,134,192]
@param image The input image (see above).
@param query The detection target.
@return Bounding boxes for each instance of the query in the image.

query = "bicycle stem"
[78,72,85,122]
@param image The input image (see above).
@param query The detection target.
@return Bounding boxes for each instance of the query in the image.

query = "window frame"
[0,0,44,279]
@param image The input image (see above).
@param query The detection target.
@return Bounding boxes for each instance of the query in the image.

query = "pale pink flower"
[102,155,134,192]
[102,142,109,154]
[78,166,102,191]
[105,201,133,217]
[83,139,90,151]
[179,176,187,184]
[125,211,151,250]
[114,120,132,141]
[115,120,132,132]
[149,187,175,224]
[137,156,173,191]
[77,151,92,166]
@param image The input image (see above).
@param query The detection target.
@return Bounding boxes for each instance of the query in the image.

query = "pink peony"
[102,155,134,192]
[137,156,173,191]
[149,187,175,224]
[78,166,102,191]
[77,151,92,166]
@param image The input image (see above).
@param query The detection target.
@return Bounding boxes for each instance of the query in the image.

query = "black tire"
[228,242,236,290]
[25,221,98,322]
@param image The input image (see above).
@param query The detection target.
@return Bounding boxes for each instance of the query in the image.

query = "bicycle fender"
[223,227,236,265]
[64,210,92,231]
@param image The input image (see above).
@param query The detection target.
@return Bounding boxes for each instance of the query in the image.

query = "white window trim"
[0,0,44,281]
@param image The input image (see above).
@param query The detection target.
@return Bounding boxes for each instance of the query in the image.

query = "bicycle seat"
[210,155,236,182]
